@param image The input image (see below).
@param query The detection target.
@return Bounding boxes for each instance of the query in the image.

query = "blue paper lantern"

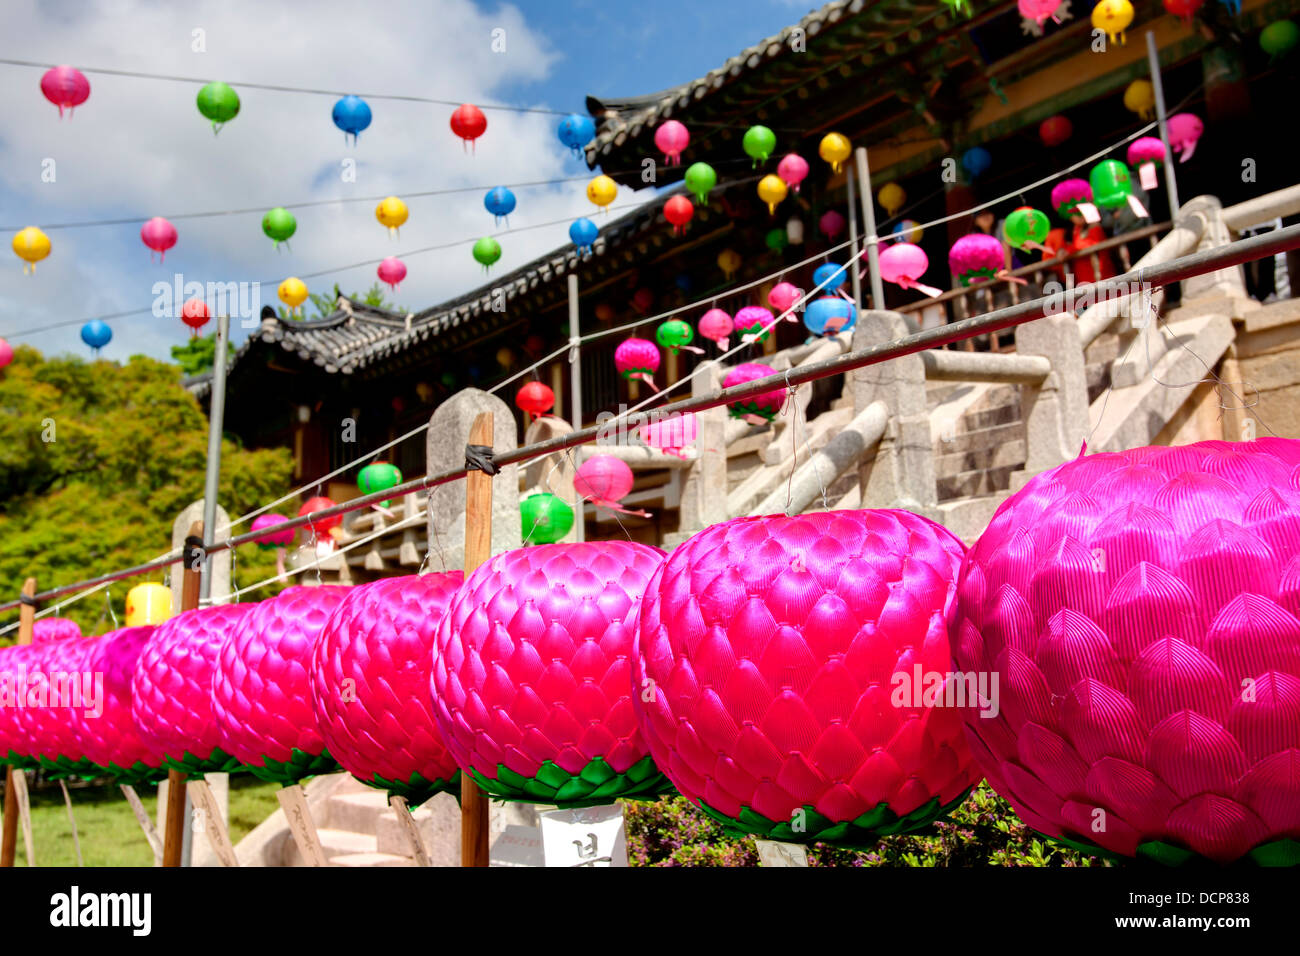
[569,217,599,254]
[813,262,848,291]
[484,186,517,225]
[557,113,596,156]
[961,146,991,180]
[332,95,372,144]
[803,296,856,336]
[81,320,112,352]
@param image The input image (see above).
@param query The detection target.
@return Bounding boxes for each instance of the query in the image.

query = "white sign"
[755,840,809,867]
[539,805,628,867]
[490,824,545,867]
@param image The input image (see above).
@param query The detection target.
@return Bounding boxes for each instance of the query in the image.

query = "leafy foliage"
[277,282,405,322]
[0,345,294,638]
[623,784,1106,867]
[169,332,236,377]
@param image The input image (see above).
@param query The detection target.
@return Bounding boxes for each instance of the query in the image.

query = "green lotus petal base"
[162,747,245,778]
[1044,829,1300,868]
[36,755,106,781]
[244,747,338,785]
[365,769,461,807]
[103,760,169,787]
[694,787,974,850]
[727,403,776,422]
[468,755,674,809]
[3,750,40,771]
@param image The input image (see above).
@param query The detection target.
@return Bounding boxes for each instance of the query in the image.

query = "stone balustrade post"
[1011,311,1090,489]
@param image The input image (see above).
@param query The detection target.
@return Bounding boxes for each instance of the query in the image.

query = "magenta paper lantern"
[213,585,349,784]
[953,439,1300,865]
[654,119,690,166]
[574,455,635,507]
[132,604,257,775]
[74,626,165,784]
[614,336,660,385]
[40,65,90,117]
[0,643,51,768]
[312,573,464,804]
[819,209,846,240]
[1126,136,1166,168]
[1167,113,1204,162]
[140,217,178,263]
[640,412,698,459]
[768,281,802,315]
[377,255,407,291]
[1019,0,1063,24]
[949,232,1005,286]
[23,634,99,777]
[634,511,977,846]
[698,308,733,349]
[734,304,779,343]
[32,617,83,644]
[1051,178,1094,219]
[879,242,943,297]
[777,153,810,193]
[430,541,671,806]
[723,362,784,423]
[251,513,295,547]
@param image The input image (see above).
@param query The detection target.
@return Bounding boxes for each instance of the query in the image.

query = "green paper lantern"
[473,237,502,269]
[742,125,776,166]
[1089,159,1133,211]
[358,461,402,507]
[1002,206,1050,250]
[520,493,574,544]
[196,81,240,132]
[655,318,695,354]
[262,207,297,247]
[683,162,717,204]
[1261,20,1299,61]
[765,228,788,252]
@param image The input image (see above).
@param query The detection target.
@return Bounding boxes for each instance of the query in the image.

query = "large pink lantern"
[0,643,50,767]
[819,209,846,241]
[1167,113,1204,163]
[430,541,671,806]
[24,634,98,777]
[879,242,943,297]
[574,455,648,517]
[40,66,90,117]
[768,281,802,315]
[213,585,349,784]
[312,573,464,804]
[640,412,698,459]
[634,511,977,847]
[614,337,660,385]
[140,217,178,263]
[73,626,165,784]
[953,439,1300,865]
[1019,0,1064,24]
[776,153,810,193]
[653,120,690,166]
[377,256,407,291]
[698,308,733,349]
[132,604,257,775]
[722,362,784,423]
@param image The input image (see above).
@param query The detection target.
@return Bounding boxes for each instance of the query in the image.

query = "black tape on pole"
[465,444,499,476]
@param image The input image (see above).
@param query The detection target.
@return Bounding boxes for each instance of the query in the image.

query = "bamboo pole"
[162,521,203,867]
[461,411,494,867]
[1,577,37,868]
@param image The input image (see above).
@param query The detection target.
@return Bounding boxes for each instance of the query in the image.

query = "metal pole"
[854,147,887,310]
[566,273,584,542]
[200,314,230,600]
[845,163,864,316]
[1146,30,1181,218]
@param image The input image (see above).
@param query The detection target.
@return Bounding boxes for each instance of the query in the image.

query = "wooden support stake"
[277,784,328,867]
[462,411,495,868]
[1,577,37,868]
[188,778,239,867]
[10,769,33,867]
[121,784,164,865]
[389,795,431,867]
[59,780,84,867]
[163,521,203,868]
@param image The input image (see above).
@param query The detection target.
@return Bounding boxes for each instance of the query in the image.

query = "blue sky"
[0,0,814,363]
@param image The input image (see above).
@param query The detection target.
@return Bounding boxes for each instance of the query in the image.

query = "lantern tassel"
[590,499,652,519]
[1178,140,1197,163]
[633,372,655,385]
[996,269,1029,286]
[714,337,730,350]
[677,345,706,355]
[898,277,945,298]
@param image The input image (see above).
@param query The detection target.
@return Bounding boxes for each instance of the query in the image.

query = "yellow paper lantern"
[756,174,788,216]
[586,174,617,210]
[125,583,172,627]
[279,277,308,313]
[717,248,742,281]
[375,196,409,237]
[818,132,852,173]
[1123,79,1155,120]
[877,183,906,217]
[1092,0,1134,45]
[496,347,516,368]
[12,226,51,274]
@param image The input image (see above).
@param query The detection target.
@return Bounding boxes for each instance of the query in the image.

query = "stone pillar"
[670,361,728,545]
[1011,312,1090,489]
[1178,196,1259,322]
[170,501,232,606]
[425,388,520,570]
[850,311,937,517]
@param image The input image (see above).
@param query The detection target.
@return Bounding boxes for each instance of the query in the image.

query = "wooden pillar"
[461,412,494,868]
[0,578,37,868]
[162,521,203,867]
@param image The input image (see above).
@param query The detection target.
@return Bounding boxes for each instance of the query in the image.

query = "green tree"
[0,345,295,638]
[170,332,236,377]
[277,282,406,321]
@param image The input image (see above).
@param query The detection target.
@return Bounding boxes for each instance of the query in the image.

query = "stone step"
[283,827,377,867]
[933,420,1025,456]
[331,851,416,868]
[323,789,392,833]
[961,401,1021,432]
[934,439,1027,479]
[937,464,1021,501]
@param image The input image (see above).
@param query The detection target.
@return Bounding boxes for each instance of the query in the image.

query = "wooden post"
[121,784,164,865]
[1,577,37,868]
[389,795,431,867]
[162,521,203,868]
[462,411,494,867]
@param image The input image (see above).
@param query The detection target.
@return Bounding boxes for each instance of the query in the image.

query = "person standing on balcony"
[1042,208,1117,285]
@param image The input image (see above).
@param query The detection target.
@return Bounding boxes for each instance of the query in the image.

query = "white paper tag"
[1078,202,1100,224]
[755,839,810,866]
[539,804,628,867]
[1126,193,1149,219]
[1139,162,1159,191]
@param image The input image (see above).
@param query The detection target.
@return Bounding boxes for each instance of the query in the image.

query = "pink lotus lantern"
[252,512,296,577]
[634,511,977,847]
[639,412,698,459]
[949,233,1012,287]
[131,604,257,776]
[819,209,846,241]
[574,455,649,517]
[24,634,99,777]
[140,217,178,263]
[879,242,943,298]
[32,617,83,644]
[0,643,51,768]
[614,337,660,385]
[312,573,464,804]
[953,438,1300,865]
[213,585,349,784]
[1127,137,1167,190]
[73,626,165,784]
[1167,113,1204,163]
[40,65,90,117]
[698,308,733,350]
[1051,178,1098,222]
[653,119,690,166]
[430,541,670,806]
[377,256,407,291]
[723,362,784,423]
[735,304,783,347]
[768,281,803,315]
[777,153,810,193]
[1019,0,1064,24]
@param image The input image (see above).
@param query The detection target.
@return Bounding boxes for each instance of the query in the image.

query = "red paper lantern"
[450,103,487,150]
[298,496,341,534]
[663,195,694,235]
[180,298,210,333]
[632,287,654,314]
[1039,115,1073,148]
[515,381,555,417]
[1163,0,1203,21]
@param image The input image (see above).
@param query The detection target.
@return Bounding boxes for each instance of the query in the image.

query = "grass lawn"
[6,772,283,867]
